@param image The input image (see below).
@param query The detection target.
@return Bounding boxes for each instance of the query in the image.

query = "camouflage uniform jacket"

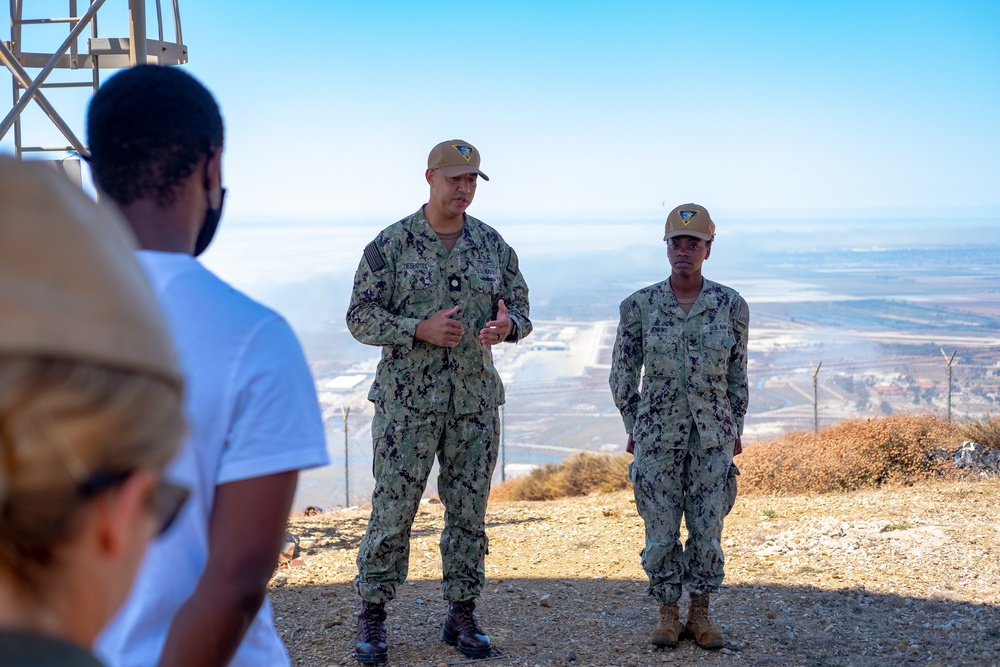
[610,278,749,449]
[347,207,531,415]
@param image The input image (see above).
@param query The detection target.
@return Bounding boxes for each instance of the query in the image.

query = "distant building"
[323,374,368,391]
[530,341,569,351]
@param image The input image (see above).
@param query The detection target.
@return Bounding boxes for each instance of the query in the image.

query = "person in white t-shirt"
[87,65,329,667]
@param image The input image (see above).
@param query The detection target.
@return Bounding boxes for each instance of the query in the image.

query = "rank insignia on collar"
[449,276,461,291]
[679,210,697,225]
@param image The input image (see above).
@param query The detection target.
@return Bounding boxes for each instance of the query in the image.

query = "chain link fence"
[293,345,1000,512]
[745,348,1000,439]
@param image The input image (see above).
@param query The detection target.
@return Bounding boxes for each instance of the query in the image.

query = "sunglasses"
[79,470,190,536]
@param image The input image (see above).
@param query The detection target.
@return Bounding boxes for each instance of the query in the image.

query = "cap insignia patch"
[679,209,698,226]
[453,144,473,162]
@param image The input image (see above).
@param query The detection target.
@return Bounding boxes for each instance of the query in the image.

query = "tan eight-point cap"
[427,140,490,181]
[664,203,716,242]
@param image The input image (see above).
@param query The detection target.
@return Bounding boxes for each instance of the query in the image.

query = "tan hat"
[664,203,715,242]
[427,140,490,181]
[0,157,181,390]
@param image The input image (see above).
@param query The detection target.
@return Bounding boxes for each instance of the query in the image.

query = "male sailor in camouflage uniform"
[610,204,748,650]
[347,140,531,663]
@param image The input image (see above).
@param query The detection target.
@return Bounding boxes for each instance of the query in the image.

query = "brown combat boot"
[442,599,491,657]
[650,603,684,647]
[686,592,725,649]
[355,601,388,663]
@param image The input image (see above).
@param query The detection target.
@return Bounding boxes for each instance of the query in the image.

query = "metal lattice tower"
[1,0,187,179]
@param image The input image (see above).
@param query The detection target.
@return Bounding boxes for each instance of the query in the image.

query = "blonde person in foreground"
[610,204,748,650]
[0,158,187,666]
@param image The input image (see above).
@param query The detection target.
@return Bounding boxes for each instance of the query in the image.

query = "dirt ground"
[270,478,1000,667]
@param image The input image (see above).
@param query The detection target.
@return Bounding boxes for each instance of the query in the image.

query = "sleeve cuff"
[622,413,636,433]
[504,317,521,343]
[395,316,421,349]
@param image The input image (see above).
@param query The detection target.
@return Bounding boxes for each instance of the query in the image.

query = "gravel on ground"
[271,478,1000,667]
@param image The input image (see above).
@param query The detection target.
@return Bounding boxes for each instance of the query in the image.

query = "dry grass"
[739,414,960,494]
[959,414,1000,448]
[490,451,631,501]
[492,415,971,501]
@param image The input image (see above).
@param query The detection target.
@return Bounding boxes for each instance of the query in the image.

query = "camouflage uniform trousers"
[630,424,737,605]
[355,402,500,604]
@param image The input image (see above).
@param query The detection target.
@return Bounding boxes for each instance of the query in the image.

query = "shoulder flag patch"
[363,241,387,273]
[734,298,750,329]
[453,144,473,161]
[679,209,697,225]
[620,299,640,328]
[505,248,519,276]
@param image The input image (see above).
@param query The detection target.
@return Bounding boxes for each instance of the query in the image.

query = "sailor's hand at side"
[416,305,464,348]
[626,433,635,455]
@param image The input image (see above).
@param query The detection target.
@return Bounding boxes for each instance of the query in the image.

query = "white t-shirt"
[97,252,329,667]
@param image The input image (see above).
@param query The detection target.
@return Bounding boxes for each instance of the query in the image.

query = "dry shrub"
[490,451,631,502]
[739,414,958,495]
[958,415,1000,449]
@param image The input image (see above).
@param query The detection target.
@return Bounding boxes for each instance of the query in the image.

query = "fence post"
[500,403,506,483]
[811,361,822,433]
[941,349,957,423]
[342,405,350,507]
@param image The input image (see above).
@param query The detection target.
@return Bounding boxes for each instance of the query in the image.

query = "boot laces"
[452,600,484,635]
[360,603,387,642]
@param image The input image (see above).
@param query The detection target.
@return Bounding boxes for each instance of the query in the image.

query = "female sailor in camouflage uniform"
[610,203,748,650]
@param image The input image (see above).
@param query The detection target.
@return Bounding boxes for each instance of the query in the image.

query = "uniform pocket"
[644,325,680,377]
[702,332,734,376]
[398,262,437,310]
[723,462,739,517]
[470,273,499,295]
[631,451,685,516]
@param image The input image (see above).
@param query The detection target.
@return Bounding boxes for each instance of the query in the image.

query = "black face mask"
[194,187,226,257]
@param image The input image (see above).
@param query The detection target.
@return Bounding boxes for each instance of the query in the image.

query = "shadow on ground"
[290,508,552,554]
[272,576,1000,667]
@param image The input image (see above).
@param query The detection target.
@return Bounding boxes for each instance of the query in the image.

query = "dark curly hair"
[86,65,224,207]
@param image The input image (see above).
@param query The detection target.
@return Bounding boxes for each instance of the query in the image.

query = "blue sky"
[4,1,999,223]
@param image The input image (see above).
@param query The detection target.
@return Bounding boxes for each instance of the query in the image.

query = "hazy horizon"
[202,213,1000,335]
